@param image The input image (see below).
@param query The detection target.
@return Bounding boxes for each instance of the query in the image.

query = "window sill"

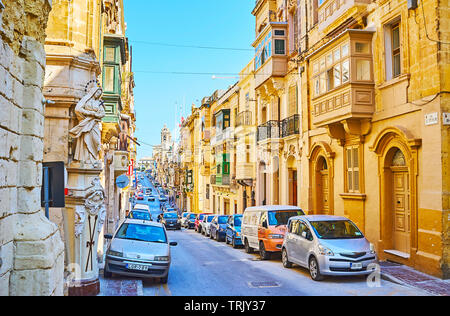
[339,193,366,201]
[377,73,410,90]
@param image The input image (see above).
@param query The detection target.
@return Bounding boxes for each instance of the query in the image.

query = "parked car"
[241,206,305,260]
[186,213,197,229]
[210,215,230,242]
[133,204,151,213]
[200,214,216,237]
[181,212,191,228]
[136,193,144,201]
[127,209,152,221]
[282,215,378,281]
[226,214,243,248]
[161,212,181,230]
[103,219,178,283]
[195,213,211,233]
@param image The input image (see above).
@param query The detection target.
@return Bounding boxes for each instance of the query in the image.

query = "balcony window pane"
[334,64,341,87]
[333,48,340,62]
[313,62,319,74]
[314,77,320,96]
[356,59,371,81]
[353,147,359,168]
[327,69,334,91]
[320,57,325,71]
[275,39,285,54]
[319,73,327,94]
[355,42,370,54]
[342,43,349,57]
[354,171,359,191]
[342,60,349,83]
[104,66,115,92]
[326,53,332,67]
[105,47,115,62]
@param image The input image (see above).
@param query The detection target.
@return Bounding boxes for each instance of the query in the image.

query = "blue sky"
[124,0,255,159]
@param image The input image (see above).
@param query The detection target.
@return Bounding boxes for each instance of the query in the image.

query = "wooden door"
[392,169,410,253]
[320,170,329,215]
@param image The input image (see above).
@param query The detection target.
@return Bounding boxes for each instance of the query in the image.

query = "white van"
[241,205,305,260]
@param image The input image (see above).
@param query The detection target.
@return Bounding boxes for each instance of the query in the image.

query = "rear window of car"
[199,214,205,220]
[164,213,178,218]
[189,214,196,219]
[129,211,151,221]
[267,210,305,226]
[116,223,167,243]
[218,216,228,224]
[207,216,214,222]
[310,220,364,239]
[234,216,242,226]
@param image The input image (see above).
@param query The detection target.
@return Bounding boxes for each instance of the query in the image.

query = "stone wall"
[0,0,65,296]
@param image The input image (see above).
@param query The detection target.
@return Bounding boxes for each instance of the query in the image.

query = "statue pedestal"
[63,162,106,296]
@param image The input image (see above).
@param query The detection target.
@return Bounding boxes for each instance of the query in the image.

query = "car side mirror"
[104,234,113,240]
[169,242,178,246]
[301,231,307,239]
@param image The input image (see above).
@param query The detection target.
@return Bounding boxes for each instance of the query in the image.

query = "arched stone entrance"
[370,126,421,262]
[308,142,335,215]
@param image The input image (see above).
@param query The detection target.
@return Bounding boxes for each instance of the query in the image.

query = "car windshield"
[207,216,214,222]
[129,211,151,221]
[310,220,364,239]
[234,216,242,226]
[218,216,228,224]
[164,213,178,218]
[189,214,196,219]
[182,213,188,218]
[115,223,167,243]
[199,214,205,220]
[268,210,305,226]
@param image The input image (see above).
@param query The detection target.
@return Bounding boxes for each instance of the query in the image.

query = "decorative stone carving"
[84,177,106,233]
[69,87,105,165]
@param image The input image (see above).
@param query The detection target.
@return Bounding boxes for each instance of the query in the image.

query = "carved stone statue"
[85,177,106,233]
[69,87,105,165]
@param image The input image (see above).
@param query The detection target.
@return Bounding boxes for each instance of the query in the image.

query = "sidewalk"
[380,261,450,296]
[97,263,144,296]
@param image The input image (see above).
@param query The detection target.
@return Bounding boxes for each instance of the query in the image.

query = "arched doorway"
[388,148,411,254]
[287,156,297,206]
[315,156,330,215]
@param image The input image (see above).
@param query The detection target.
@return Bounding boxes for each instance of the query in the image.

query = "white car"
[200,214,216,237]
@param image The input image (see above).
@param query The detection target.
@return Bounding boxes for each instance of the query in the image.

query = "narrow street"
[120,175,430,296]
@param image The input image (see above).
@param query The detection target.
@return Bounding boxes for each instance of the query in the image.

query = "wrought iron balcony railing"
[281,114,300,138]
[257,120,281,142]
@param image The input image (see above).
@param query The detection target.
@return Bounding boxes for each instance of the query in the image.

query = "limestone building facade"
[0,0,65,296]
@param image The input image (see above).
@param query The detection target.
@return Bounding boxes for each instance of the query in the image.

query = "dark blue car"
[187,213,197,229]
[210,215,230,242]
[225,214,243,248]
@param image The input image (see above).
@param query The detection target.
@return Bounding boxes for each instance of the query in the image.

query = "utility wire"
[130,40,254,51]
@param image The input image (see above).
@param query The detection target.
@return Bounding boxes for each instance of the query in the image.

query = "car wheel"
[282,248,293,268]
[244,239,253,253]
[232,237,237,249]
[259,241,271,260]
[309,256,324,281]
[215,232,219,241]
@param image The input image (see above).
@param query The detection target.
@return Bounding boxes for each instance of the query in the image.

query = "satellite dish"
[116,175,130,189]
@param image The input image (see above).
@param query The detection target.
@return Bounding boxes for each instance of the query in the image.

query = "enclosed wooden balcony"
[252,22,288,89]
[318,0,371,34]
[310,29,375,129]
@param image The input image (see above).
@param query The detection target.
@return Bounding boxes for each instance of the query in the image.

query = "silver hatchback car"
[282,215,378,281]
[104,219,177,283]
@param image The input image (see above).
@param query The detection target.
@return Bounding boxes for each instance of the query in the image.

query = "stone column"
[64,165,105,296]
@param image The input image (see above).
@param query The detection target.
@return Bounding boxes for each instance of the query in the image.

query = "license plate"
[126,263,149,271]
[350,262,363,270]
